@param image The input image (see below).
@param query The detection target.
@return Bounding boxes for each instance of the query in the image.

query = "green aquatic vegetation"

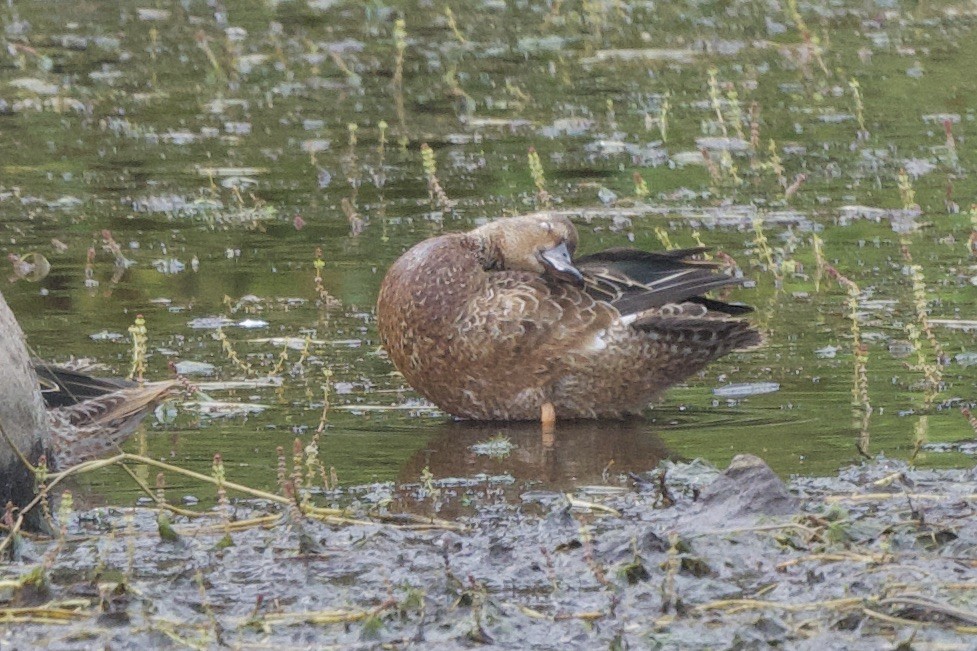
[445,6,466,45]
[375,120,389,187]
[127,314,148,382]
[750,213,776,277]
[816,246,873,454]
[419,465,441,502]
[766,139,786,189]
[632,171,649,198]
[527,146,551,208]
[195,31,226,83]
[848,78,868,139]
[707,69,728,139]
[911,415,929,465]
[653,226,673,250]
[897,170,944,402]
[392,17,409,148]
[421,143,452,213]
[216,326,254,376]
[657,91,670,143]
[444,64,476,116]
[725,86,745,142]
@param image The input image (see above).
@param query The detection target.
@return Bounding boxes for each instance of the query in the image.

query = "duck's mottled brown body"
[36,362,177,466]
[377,214,760,420]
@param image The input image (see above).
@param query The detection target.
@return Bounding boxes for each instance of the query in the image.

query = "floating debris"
[183,399,270,418]
[88,330,126,343]
[151,258,186,274]
[694,137,750,152]
[470,436,514,458]
[135,7,170,20]
[583,48,699,64]
[173,360,216,376]
[195,377,284,390]
[8,252,50,282]
[902,158,937,178]
[187,317,235,329]
[248,337,327,350]
[930,319,977,332]
[954,352,977,367]
[9,77,60,95]
[888,340,915,358]
[459,116,533,129]
[539,117,594,138]
[236,319,269,329]
[194,166,268,177]
[712,382,781,398]
[814,345,839,359]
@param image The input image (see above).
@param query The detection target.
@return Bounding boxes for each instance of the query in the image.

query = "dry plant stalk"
[816,247,873,455]
[0,450,465,557]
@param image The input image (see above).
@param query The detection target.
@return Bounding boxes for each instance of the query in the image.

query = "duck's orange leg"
[541,401,556,426]
[540,401,557,445]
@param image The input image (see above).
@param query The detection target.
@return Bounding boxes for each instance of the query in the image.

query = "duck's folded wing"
[53,380,176,430]
[576,247,751,317]
[458,272,618,359]
[47,380,176,466]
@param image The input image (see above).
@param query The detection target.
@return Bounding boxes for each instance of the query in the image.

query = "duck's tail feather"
[34,362,135,408]
[632,312,763,356]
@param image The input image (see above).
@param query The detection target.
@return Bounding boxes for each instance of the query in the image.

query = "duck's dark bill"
[539,242,584,286]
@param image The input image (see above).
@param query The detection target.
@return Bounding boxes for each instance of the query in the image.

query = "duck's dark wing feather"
[575,247,752,317]
[34,362,135,408]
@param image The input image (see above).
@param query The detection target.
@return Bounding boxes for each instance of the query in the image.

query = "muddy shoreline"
[3,454,976,649]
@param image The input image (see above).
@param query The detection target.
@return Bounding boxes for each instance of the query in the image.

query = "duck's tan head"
[470,214,583,285]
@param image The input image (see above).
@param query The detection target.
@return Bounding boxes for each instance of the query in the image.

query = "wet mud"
[3,454,976,649]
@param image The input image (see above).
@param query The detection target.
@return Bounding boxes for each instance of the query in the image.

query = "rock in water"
[0,291,49,530]
[695,454,799,525]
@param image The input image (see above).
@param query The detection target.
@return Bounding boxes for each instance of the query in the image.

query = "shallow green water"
[2,0,976,506]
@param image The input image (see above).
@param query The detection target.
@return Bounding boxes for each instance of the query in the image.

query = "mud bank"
[2,455,976,649]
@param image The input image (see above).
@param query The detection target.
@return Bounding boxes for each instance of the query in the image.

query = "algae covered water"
[0,0,974,508]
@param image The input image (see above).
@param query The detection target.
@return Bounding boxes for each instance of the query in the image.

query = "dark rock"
[693,454,799,526]
[0,290,49,532]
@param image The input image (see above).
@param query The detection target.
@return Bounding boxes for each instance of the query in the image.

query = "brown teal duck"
[377,213,761,421]
[36,362,177,466]
[1,289,176,526]
[0,290,176,470]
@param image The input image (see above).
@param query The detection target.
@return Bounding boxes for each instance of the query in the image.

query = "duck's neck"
[463,233,502,271]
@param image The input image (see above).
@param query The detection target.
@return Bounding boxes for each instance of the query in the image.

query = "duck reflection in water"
[396,420,670,514]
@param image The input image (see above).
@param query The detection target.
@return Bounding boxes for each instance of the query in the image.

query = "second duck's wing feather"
[34,362,135,408]
[51,380,174,428]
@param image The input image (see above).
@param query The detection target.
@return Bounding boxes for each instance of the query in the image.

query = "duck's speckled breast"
[377,234,485,398]
[378,234,481,331]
